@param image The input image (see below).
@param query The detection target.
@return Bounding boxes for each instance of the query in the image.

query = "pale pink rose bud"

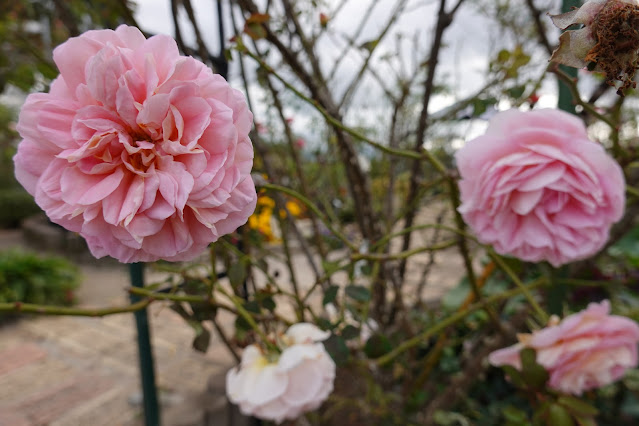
[14,25,257,263]
[456,109,625,267]
[226,323,336,423]
[489,300,639,395]
[549,0,639,95]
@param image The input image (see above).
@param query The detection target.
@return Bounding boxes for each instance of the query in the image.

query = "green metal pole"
[129,262,160,426]
[557,0,581,115]
[548,0,583,315]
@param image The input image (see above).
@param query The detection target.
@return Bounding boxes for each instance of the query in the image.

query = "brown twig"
[524,0,553,55]
[398,0,459,279]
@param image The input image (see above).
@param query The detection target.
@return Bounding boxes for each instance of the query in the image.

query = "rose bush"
[456,109,625,266]
[13,25,256,263]
[226,323,336,423]
[489,300,639,395]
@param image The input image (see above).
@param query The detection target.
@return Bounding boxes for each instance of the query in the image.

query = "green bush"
[0,189,41,228]
[0,250,80,306]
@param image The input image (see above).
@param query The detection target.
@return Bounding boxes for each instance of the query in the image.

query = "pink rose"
[489,300,639,395]
[14,25,257,263]
[456,109,625,266]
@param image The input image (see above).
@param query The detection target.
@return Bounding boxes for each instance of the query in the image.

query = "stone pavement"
[0,230,237,426]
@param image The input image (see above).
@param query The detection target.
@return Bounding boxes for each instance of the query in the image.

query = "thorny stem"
[238,47,423,161]
[375,277,548,366]
[216,285,279,352]
[260,62,332,292]
[351,239,457,261]
[230,9,320,314]
[550,64,617,129]
[212,317,241,363]
[0,300,152,317]
[370,223,478,251]
[260,183,358,251]
[488,250,549,323]
[399,0,462,281]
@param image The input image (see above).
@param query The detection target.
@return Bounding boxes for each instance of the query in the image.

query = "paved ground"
[0,229,236,426]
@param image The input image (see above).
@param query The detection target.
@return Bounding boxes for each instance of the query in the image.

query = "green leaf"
[442,277,470,311]
[316,317,334,330]
[623,368,639,391]
[323,334,350,366]
[323,285,339,306]
[532,401,551,426]
[224,48,233,62]
[433,410,471,426]
[497,49,511,62]
[192,327,211,353]
[519,348,549,389]
[557,396,598,417]
[520,347,537,369]
[341,324,360,340]
[621,392,639,417]
[364,334,393,359]
[502,405,528,423]
[243,300,260,314]
[359,39,379,52]
[322,260,342,277]
[228,262,247,288]
[547,404,575,426]
[235,315,251,331]
[574,416,597,426]
[609,225,639,262]
[501,365,526,388]
[472,99,487,116]
[345,285,371,302]
[260,296,276,312]
[245,22,267,40]
[507,85,526,99]
[244,13,270,40]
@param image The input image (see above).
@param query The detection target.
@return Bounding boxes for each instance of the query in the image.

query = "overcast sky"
[4,0,571,148]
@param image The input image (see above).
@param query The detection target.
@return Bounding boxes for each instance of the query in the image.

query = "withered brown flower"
[549,0,639,95]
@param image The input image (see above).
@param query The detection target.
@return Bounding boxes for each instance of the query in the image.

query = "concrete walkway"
[0,230,236,426]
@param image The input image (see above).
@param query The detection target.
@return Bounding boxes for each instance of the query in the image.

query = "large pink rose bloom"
[456,109,625,266]
[489,300,639,395]
[14,25,257,263]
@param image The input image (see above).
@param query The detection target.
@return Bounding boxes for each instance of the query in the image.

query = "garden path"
[0,229,236,426]
[0,207,465,426]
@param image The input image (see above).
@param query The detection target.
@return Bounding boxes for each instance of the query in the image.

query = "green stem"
[551,64,616,128]
[261,183,357,250]
[128,287,213,303]
[626,185,639,198]
[216,285,279,352]
[488,250,549,323]
[375,277,548,366]
[0,299,151,317]
[370,223,478,251]
[351,239,457,261]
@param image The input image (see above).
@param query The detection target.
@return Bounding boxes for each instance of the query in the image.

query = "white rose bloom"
[226,323,336,424]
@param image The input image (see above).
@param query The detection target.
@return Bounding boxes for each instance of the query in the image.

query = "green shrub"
[0,249,80,306]
[0,189,41,228]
